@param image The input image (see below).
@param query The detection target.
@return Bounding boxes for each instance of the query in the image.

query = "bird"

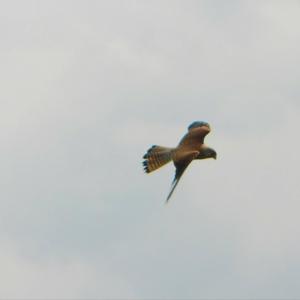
[143,121,217,203]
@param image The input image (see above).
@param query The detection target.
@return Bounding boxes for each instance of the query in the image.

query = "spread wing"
[165,151,199,203]
[178,125,211,147]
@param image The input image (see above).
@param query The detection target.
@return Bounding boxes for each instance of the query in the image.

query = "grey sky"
[0,0,300,298]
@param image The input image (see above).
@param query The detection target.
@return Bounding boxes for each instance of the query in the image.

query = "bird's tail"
[143,145,175,173]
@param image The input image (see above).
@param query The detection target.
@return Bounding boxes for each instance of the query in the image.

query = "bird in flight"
[143,121,217,203]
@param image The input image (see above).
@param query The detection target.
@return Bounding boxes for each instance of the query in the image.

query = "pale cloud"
[0,0,299,298]
[0,239,135,298]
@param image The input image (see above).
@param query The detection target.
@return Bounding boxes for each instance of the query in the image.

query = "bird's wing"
[178,126,211,147]
[165,151,199,203]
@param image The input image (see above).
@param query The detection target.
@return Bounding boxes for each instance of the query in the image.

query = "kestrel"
[143,121,217,202]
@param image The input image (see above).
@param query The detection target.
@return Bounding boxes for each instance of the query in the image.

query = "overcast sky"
[1,0,300,299]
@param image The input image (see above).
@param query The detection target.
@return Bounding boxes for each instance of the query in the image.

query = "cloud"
[0,239,135,298]
[0,0,299,298]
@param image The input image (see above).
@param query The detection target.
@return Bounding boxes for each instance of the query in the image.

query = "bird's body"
[143,121,216,202]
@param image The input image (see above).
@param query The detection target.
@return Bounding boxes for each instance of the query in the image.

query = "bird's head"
[201,147,217,160]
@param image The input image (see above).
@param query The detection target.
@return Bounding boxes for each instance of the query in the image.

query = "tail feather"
[143,145,174,173]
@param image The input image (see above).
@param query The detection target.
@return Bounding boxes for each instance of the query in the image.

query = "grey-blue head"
[197,147,217,160]
[188,121,210,131]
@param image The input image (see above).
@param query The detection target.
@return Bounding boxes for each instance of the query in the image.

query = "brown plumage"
[143,121,217,202]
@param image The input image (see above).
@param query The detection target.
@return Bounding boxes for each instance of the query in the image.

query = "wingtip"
[165,181,176,203]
